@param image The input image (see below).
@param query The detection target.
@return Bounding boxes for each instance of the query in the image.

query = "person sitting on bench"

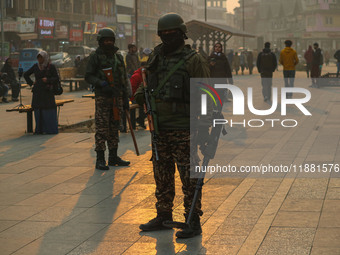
[1,58,20,102]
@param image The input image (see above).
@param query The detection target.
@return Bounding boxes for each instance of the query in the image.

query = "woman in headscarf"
[24,50,60,134]
[208,42,233,102]
[208,43,233,79]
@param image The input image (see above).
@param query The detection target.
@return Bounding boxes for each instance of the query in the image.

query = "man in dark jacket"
[125,44,140,77]
[310,42,323,88]
[247,51,254,75]
[85,28,130,170]
[256,42,277,103]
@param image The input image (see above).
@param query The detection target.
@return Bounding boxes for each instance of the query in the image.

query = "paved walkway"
[0,65,339,254]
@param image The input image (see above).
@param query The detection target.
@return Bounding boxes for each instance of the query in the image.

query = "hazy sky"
[227,0,240,13]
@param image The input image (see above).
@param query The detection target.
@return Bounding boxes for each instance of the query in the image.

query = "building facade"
[234,0,340,53]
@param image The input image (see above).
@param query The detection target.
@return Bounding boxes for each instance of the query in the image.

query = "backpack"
[260,52,274,72]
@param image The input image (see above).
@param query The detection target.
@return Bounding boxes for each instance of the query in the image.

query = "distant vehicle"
[9,52,19,68]
[65,46,94,61]
[50,52,72,68]
[19,48,42,72]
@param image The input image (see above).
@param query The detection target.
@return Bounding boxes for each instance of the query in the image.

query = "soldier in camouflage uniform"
[85,28,130,170]
[135,13,211,238]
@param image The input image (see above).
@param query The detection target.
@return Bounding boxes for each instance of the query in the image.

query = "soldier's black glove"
[123,97,130,111]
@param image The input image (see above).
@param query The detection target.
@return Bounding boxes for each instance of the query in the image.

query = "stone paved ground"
[0,64,339,254]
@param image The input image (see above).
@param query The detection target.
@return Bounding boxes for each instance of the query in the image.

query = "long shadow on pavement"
[34,163,138,255]
[0,134,57,168]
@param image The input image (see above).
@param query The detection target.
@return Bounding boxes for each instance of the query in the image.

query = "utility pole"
[135,0,138,48]
[90,0,93,34]
[242,0,245,49]
[0,0,4,63]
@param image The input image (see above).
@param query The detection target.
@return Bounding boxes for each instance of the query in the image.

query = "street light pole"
[204,0,207,22]
[242,0,245,49]
[0,0,4,63]
[135,0,138,48]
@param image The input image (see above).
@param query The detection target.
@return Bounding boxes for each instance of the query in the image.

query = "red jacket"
[130,68,143,101]
[304,46,314,64]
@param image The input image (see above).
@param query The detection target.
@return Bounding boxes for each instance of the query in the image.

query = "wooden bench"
[61,78,85,92]
[82,93,95,99]
[6,99,74,133]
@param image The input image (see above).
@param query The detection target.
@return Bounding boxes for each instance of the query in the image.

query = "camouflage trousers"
[95,96,122,151]
[152,129,203,216]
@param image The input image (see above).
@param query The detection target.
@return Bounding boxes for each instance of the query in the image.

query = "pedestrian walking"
[274,48,280,71]
[240,51,247,75]
[310,43,323,88]
[334,49,340,77]
[256,42,277,103]
[247,51,254,75]
[135,13,210,238]
[125,44,140,77]
[232,52,240,75]
[24,51,59,134]
[304,45,313,78]
[279,40,299,98]
[227,49,234,66]
[85,28,130,170]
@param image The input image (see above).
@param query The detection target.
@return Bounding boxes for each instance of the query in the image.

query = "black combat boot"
[96,151,109,170]
[176,213,202,238]
[108,148,130,166]
[139,212,173,231]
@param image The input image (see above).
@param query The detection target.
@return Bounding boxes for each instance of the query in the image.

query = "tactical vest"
[94,52,125,96]
[147,48,196,103]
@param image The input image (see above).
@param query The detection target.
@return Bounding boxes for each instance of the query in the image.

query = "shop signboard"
[84,22,97,34]
[17,17,35,33]
[38,18,55,39]
[55,21,69,39]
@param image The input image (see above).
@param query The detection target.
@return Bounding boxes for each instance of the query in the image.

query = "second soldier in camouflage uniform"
[85,28,130,170]
[135,13,211,238]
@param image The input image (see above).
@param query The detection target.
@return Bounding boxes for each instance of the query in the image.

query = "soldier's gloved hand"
[197,127,210,147]
[123,97,130,111]
[101,81,109,87]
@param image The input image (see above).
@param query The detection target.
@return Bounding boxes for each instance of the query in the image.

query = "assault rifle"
[141,68,159,161]
[102,67,139,156]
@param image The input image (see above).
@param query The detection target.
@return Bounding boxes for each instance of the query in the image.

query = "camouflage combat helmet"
[157,13,187,36]
[97,28,116,41]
